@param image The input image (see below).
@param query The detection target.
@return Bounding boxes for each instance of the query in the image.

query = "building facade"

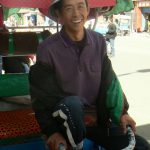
[133,0,150,32]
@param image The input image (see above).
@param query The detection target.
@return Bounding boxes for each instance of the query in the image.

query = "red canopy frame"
[0,6,3,27]
[0,0,116,9]
[0,0,116,25]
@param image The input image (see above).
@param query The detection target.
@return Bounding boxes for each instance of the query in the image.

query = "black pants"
[86,126,129,150]
[52,96,85,149]
[52,96,149,150]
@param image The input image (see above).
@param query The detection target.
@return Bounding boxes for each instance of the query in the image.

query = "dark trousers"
[52,96,150,150]
[86,127,129,150]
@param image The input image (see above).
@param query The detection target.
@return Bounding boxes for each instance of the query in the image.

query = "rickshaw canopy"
[0,0,116,8]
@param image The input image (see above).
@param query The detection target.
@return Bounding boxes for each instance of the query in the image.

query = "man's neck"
[64,27,84,41]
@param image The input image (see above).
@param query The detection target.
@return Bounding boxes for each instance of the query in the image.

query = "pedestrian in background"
[106,16,117,57]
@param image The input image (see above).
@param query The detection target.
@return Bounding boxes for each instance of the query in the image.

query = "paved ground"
[110,32,150,142]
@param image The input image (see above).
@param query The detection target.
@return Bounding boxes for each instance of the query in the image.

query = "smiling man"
[29,0,136,150]
[50,0,89,39]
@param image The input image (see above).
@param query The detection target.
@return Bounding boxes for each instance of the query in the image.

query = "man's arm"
[97,54,132,127]
[29,62,65,137]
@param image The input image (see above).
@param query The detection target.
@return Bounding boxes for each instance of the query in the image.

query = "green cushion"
[0,73,29,97]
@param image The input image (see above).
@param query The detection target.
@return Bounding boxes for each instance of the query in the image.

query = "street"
[110,32,150,142]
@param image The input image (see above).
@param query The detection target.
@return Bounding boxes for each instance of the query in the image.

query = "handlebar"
[122,126,136,150]
[58,144,66,150]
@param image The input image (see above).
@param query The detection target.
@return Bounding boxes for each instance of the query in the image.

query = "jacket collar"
[59,26,93,48]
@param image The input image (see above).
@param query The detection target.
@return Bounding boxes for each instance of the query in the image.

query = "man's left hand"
[120,114,136,134]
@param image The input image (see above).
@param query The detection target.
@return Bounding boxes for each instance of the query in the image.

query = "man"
[29,0,136,149]
[106,17,117,57]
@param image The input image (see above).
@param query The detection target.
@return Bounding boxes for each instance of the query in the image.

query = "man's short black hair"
[54,0,88,12]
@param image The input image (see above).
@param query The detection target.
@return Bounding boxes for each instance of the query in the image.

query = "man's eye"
[78,4,86,9]
[65,7,73,11]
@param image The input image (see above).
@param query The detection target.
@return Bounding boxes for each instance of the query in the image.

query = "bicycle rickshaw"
[0,0,138,149]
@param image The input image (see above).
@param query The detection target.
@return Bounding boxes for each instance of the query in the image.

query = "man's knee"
[52,96,85,147]
[62,96,83,111]
[53,96,84,121]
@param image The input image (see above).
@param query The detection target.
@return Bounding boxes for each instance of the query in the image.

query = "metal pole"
[0,55,2,74]
[57,20,59,32]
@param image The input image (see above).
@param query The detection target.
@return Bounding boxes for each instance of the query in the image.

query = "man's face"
[57,0,89,33]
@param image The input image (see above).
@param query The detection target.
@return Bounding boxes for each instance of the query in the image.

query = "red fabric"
[0,0,51,8]
[0,7,3,27]
[0,0,115,8]
[0,108,41,139]
[89,0,116,8]
[0,0,116,21]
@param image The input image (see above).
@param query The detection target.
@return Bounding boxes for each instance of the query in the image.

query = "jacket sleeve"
[29,62,65,137]
[97,54,129,126]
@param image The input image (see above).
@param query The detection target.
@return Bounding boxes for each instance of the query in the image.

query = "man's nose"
[73,7,80,16]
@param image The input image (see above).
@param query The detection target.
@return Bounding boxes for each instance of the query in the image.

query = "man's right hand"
[46,132,67,150]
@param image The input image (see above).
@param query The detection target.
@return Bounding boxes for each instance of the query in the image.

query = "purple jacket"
[36,28,106,105]
[29,28,128,137]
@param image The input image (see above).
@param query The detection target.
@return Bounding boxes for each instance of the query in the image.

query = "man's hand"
[120,114,136,134]
[46,132,68,150]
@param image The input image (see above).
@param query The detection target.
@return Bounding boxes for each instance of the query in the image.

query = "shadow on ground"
[137,124,150,143]
[118,68,150,77]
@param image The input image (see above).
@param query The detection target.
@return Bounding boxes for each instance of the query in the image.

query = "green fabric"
[3,7,21,21]
[106,77,124,125]
[0,73,29,97]
[3,7,36,21]
[13,13,22,23]
[0,134,41,146]
[105,0,134,16]
[37,33,43,44]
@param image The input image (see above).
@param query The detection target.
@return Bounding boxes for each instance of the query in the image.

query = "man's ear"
[55,9,64,24]
[87,6,90,16]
